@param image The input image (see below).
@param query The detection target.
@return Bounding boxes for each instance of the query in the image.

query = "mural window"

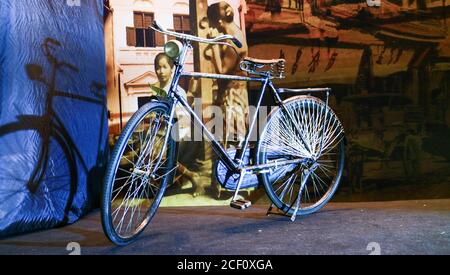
[173,14,191,35]
[127,12,165,47]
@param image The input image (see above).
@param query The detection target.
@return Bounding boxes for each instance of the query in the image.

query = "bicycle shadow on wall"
[0,37,107,233]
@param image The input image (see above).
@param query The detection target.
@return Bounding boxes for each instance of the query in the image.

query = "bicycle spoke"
[310,171,328,193]
[125,176,148,234]
[275,173,296,203]
[317,166,332,180]
[120,154,137,167]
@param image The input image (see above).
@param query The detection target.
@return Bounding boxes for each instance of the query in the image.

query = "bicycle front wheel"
[101,102,177,245]
[256,96,345,217]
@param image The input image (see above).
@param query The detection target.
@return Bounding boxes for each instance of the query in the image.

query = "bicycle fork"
[150,99,177,177]
[132,99,178,181]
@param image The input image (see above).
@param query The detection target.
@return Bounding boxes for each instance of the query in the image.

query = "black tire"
[0,120,77,231]
[255,96,345,217]
[101,101,177,246]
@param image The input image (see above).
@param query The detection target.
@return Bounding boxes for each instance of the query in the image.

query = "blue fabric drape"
[0,0,108,238]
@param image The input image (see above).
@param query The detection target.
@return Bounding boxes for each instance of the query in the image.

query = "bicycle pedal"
[230,199,251,210]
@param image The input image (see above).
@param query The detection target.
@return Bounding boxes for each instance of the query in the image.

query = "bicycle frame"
[158,40,313,174]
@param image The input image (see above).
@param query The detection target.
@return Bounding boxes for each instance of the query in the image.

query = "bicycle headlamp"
[164,40,183,59]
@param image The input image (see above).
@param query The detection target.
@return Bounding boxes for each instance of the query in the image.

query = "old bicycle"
[101,22,345,245]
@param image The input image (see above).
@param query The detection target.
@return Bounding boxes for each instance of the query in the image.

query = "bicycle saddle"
[240,57,286,78]
[243,57,285,65]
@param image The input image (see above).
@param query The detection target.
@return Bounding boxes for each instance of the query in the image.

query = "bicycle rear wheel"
[256,96,345,217]
[101,102,177,245]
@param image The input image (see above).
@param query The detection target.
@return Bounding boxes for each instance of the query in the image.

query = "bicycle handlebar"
[150,21,243,49]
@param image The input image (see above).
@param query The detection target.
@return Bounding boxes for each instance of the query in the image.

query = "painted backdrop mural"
[106,0,450,205]
[245,0,450,200]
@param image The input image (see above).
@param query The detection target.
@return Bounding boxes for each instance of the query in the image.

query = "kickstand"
[265,206,293,218]
[290,169,310,221]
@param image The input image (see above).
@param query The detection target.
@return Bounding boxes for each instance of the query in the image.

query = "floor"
[0,199,449,255]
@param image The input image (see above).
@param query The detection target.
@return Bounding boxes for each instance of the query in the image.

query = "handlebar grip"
[231,38,243,49]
